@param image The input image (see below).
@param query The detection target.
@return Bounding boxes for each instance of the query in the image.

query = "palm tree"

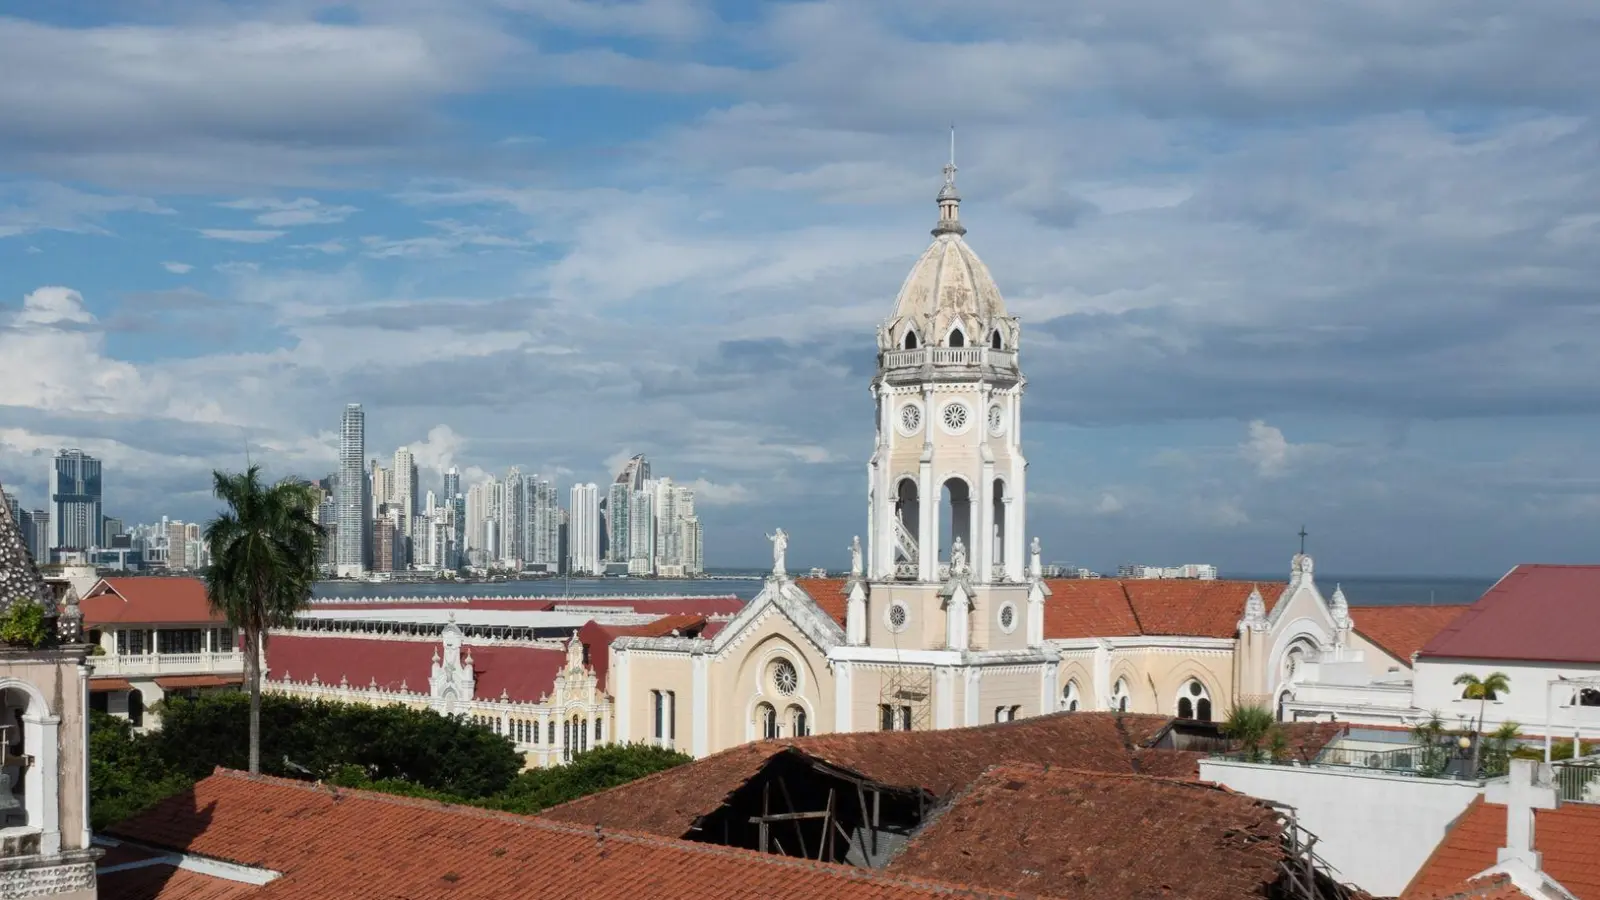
[1222,704,1278,763]
[204,467,324,774]
[1453,671,1511,776]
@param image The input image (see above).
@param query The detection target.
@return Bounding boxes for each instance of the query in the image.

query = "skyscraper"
[627,485,655,575]
[615,454,651,491]
[393,447,418,540]
[569,483,600,575]
[605,482,630,565]
[49,448,102,551]
[500,468,525,568]
[528,477,560,569]
[444,466,464,569]
[336,404,367,576]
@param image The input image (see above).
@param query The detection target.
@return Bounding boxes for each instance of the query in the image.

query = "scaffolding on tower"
[878,603,933,732]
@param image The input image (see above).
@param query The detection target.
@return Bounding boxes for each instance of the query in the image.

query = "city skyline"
[3,6,1598,576]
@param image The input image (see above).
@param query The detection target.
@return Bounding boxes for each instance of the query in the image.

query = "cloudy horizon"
[3,1,1598,577]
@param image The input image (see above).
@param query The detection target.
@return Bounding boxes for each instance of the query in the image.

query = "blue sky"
[2,1,1598,576]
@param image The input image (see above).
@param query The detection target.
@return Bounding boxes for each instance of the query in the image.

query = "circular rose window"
[899,404,922,435]
[999,604,1017,632]
[772,659,799,695]
[887,602,909,632]
[988,404,1004,436]
[942,402,969,433]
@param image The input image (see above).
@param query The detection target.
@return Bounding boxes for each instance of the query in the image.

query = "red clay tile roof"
[264,634,566,703]
[1403,796,1600,900]
[83,578,227,626]
[153,674,244,690]
[306,596,746,616]
[107,770,1027,900]
[794,577,849,626]
[1354,604,1470,665]
[99,864,263,900]
[1419,565,1600,665]
[886,765,1287,899]
[92,677,135,692]
[541,713,1184,837]
[579,615,708,692]
[1043,579,1275,639]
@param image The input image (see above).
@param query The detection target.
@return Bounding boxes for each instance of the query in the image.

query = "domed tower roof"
[878,148,1017,354]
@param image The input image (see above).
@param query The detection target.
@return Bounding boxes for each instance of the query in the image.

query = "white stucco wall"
[1199,759,1486,897]
[1413,658,1600,737]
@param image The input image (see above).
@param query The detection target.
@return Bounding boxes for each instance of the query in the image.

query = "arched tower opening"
[991,478,1006,576]
[893,479,920,577]
[941,478,971,570]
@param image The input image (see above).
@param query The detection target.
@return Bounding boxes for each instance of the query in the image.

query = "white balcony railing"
[91,651,246,677]
[881,348,1018,371]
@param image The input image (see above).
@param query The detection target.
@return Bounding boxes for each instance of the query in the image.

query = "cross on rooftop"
[1298,525,1309,555]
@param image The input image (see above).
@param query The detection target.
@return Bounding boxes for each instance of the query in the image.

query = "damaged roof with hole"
[542,713,1186,837]
[102,770,1031,900]
[885,765,1289,899]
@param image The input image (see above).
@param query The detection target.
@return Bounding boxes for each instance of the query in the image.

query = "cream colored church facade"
[606,162,1439,758]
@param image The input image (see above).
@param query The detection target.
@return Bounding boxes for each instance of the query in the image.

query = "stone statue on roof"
[849,536,862,578]
[767,528,788,577]
[1029,536,1042,580]
[950,537,968,575]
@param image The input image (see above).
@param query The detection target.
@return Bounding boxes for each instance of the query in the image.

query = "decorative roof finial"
[933,125,966,237]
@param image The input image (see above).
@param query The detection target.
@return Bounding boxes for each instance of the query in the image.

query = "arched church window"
[771,659,799,696]
[757,702,778,739]
[903,330,919,350]
[1578,688,1600,707]
[580,717,589,753]
[949,328,965,347]
[788,705,808,737]
[1177,679,1212,722]
[990,329,1002,350]
[547,721,555,745]
[1112,679,1130,713]
[1061,680,1080,712]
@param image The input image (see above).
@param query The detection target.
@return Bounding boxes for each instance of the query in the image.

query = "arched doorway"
[941,478,971,570]
[127,689,145,729]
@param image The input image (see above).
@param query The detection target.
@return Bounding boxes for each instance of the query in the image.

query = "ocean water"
[311,572,1494,608]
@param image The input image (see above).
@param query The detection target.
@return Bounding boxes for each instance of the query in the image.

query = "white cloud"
[162,261,193,274]
[1242,420,1292,478]
[219,197,358,227]
[292,239,347,255]
[684,478,752,506]
[1095,492,1124,515]
[200,229,285,243]
[405,425,468,478]
[12,286,95,327]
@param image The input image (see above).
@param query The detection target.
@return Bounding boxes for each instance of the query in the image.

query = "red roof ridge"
[172,769,1033,899]
[973,761,1232,792]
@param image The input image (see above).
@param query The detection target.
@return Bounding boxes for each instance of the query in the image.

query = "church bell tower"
[866,151,1028,585]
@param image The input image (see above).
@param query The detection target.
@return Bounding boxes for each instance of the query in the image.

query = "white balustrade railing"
[881,348,1018,370]
[91,651,245,677]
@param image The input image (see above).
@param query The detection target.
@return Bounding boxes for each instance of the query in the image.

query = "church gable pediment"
[710,579,844,659]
